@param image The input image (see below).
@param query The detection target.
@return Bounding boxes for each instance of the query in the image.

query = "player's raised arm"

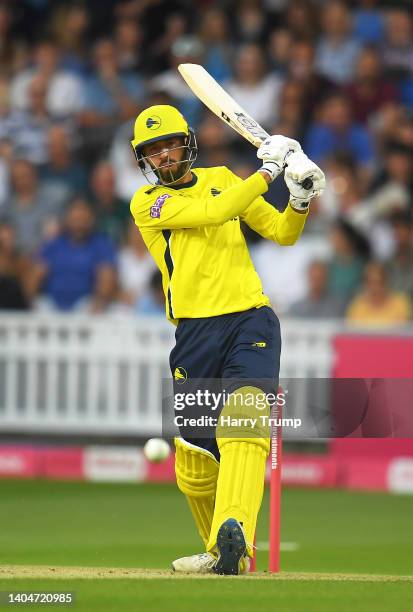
[131,172,269,230]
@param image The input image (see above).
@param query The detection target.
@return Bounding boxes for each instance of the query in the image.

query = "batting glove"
[259,159,284,183]
[284,151,326,211]
[257,135,302,174]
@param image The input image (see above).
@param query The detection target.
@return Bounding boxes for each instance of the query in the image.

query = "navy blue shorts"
[170,306,281,459]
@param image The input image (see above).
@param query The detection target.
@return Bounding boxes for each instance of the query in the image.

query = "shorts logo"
[146,116,161,130]
[174,367,188,384]
[150,193,171,218]
[211,187,221,196]
[252,342,266,348]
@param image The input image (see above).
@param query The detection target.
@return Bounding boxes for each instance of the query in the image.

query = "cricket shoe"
[214,518,247,575]
[172,551,250,574]
[172,552,216,574]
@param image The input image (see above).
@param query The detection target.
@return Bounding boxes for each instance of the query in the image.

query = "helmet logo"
[146,116,161,130]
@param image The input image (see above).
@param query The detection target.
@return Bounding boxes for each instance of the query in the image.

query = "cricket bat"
[178,63,313,190]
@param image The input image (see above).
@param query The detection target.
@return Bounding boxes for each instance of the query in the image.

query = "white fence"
[0,314,339,436]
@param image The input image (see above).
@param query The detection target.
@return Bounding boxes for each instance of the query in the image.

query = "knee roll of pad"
[175,437,219,496]
[216,386,271,455]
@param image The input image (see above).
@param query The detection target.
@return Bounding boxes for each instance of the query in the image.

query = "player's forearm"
[258,170,272,185]
[206,172,268,223]
[274,203,308,246]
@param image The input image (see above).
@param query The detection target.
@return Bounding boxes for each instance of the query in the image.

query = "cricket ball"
[143,438,171,463]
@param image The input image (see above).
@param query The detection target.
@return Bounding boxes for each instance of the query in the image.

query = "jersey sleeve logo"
[150,193,171,218]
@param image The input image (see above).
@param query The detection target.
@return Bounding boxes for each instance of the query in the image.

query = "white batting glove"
[259,160,284,183]
[284,152,326,211]
[257,135,302,175]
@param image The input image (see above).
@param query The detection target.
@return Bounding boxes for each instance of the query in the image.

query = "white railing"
[0,314,341,436]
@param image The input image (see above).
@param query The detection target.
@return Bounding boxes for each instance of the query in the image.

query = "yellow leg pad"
[175,437,219,549]
[207,386,271,557]
[206,439,267,557]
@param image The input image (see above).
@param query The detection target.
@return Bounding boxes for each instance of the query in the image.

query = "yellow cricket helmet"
[131,105,190,152]
[130,105,198,185]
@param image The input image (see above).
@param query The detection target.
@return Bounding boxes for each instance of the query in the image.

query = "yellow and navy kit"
[130,166,308,322]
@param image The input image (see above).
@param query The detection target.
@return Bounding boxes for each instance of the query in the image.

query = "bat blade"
[178,63,313,190]
[178,63,269,147]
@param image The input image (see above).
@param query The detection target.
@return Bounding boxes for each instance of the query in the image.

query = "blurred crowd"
[0,0,413,325]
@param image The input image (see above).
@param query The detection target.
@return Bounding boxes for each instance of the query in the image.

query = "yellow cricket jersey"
[130,166,308,323]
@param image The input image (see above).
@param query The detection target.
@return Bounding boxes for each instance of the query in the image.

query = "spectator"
[3,158,68,254]
[316,1,361,85]
[114,18,144,74]
[345,47,397,125]
[353,0,385,45]
[372,104,413,150]
[198,8,233,83]
[196,115,239,168]
[10,39,85,118]
[386,212,413,300]
[272,80,305,141]
[382,10,413,79]
[145,12,188,75]
[50,3,89,76]
[319,153,362,221]
[79,38,144,152]
[40,125,87,195]
[234,0,270,44]
[150,36,204,127]
[290,260,345,318]
[90,161,130,245]
[328,220,368,306]
[0,223,30,310]
[109,120,149,201]
[225,44,283,129]
[252,231,330,314]
[3,75,53,165]
[368,142,413,202]
[348,143,412,259]
[34,198,116,311]
[287,40,336,120]
[118,220,156,305]
[284,0,319,41]
[0,3,27,77]
[346,261,411,325]
[267,28,292,76]
[305,94,375,179]
[76,265,131,315]
[135,269,165,316]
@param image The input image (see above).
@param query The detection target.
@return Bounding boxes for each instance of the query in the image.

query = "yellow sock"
[175,437,219,549]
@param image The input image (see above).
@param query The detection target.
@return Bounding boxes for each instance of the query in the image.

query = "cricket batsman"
[130,105,325,574]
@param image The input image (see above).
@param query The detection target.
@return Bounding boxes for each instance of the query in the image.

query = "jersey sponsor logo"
[150,193,171,218]
[252,342,266,348]
[174,367,188,384]
[211,187,221,196]
[146,115,161,130]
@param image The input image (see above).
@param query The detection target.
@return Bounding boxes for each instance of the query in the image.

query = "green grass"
[0,480,412,610]
[1,579,412,612]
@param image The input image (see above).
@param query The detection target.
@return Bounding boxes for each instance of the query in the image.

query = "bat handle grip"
[301,177,313,190]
